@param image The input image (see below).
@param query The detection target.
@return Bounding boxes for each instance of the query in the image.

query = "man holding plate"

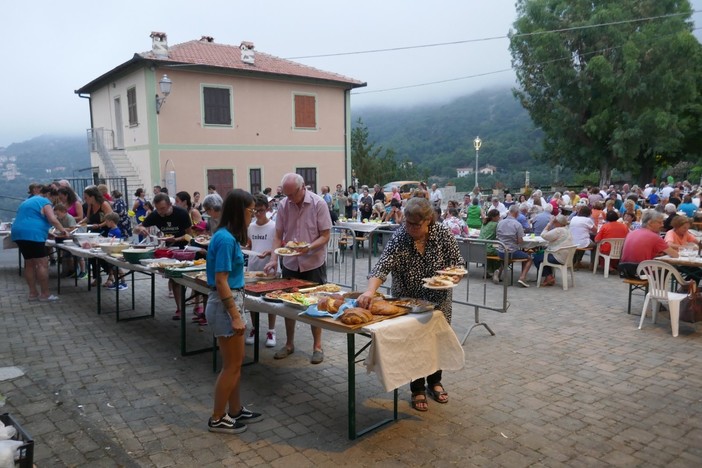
[264,173,332,364]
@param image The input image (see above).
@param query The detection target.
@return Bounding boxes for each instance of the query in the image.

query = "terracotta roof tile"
[139,39,365,88]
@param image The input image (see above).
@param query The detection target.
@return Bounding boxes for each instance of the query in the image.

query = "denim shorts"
[205,290,246,338]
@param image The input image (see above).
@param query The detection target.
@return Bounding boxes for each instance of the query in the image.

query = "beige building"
[75,32,365,198]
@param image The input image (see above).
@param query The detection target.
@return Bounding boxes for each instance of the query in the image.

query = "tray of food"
[244,278,317,295]
[277,292,320,310]
[385,297,435,313]
[300,297,409,330]
[297,283,343,294]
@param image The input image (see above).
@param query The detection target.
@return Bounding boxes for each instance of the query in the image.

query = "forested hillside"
[353,87,580,190]
[0,135,89,218]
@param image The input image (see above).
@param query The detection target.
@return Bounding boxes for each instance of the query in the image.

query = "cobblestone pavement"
[1,247,701,467]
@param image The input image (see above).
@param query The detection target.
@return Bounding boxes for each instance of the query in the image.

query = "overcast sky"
[1,0,701,147]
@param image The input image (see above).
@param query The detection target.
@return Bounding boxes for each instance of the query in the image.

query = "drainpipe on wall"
[77,93,94,130]
[344,89,350,188]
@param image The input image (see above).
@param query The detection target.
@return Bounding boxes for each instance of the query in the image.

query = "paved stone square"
[1,247,701,467]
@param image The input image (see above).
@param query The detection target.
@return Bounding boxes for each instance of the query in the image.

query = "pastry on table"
[340,307,373,325]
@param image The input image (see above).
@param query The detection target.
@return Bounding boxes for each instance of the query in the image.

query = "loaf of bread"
[370,300,404,316]
[318,295,345,312]
[340,307,373,325]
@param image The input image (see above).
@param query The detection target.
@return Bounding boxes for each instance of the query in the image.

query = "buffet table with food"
[173,272,465,439]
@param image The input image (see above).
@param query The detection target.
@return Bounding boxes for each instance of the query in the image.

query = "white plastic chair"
[536,245,577,290]
[592,238,625,278]
[636,260,689,337]
[327,229,344,264]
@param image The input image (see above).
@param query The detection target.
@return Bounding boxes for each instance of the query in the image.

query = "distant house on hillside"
[456,167,474,177]
[75,32,365,198]
[479,164,497,175]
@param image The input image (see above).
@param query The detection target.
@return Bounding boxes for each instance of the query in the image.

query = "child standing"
[102,212,127,290]
[245,194,277,347]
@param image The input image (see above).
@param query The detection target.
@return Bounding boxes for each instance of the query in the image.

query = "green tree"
[350,118,425,186]
[509,0,702,186]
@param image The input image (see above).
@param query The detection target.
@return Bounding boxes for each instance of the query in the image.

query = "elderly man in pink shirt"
[264,173,332,364]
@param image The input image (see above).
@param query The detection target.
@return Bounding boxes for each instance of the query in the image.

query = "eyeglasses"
[247,208,256,215]
[405,219,427,229]
[255,208,267,213]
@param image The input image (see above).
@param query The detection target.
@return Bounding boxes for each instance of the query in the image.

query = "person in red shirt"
[594,210,630,272]
[620,210,678,278]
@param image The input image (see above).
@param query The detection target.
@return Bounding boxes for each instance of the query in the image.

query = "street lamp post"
[473,136,482,190]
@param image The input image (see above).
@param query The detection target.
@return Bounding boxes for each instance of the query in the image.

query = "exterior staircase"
[87,128,147,204]
[109,150,148,203]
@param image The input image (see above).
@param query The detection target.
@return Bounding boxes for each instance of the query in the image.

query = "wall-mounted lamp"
[155,74,172,114]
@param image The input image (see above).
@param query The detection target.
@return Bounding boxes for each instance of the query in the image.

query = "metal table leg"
[347,333,399,440]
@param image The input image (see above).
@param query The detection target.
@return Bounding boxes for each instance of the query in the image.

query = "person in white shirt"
[429,184,443,209]
[569,205,597,267]
[490,197,508,218]
[245,194,278,348]
[660,182,674,199]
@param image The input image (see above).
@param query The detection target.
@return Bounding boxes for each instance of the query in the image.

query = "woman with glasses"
[357,197,464,412]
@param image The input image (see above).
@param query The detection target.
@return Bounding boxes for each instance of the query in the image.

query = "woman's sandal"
[411,392,428,412]
[428,384,449,404]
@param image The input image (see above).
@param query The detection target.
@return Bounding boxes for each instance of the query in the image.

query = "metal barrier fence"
[325,226,511,344]
[58,177,129,205]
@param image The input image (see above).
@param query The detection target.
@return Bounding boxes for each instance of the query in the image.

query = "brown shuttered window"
[203,87,232,125]
[296,167,317,193]
[294,95,316,129]
[127,87,138,126]
[249,168,262,194]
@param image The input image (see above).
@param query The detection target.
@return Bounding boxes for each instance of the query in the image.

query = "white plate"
[241,249,262,257]
[423,283,457,290]
[274,248,301,257]
[436,267,468,276]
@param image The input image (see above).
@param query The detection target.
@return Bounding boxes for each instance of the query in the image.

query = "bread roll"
[317,296,330,311]
[340,307,373,325]
[370,300,404,316]
[327,295,345,313]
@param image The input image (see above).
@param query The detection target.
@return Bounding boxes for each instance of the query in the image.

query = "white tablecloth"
[363,311,465,392]
[521,235,548,250]
[336,221,392,233]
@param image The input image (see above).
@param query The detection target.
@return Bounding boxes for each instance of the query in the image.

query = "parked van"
[382,181,422,203]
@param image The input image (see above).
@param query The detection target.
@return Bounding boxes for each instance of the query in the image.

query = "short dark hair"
[160,187,169,194]
[135,188,144,197]
[578,205,592,217]
[605,210,619,222]
[153,193,171,205]
[254,193,269,208]
[208,184,216,191]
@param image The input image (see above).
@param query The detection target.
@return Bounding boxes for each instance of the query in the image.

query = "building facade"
[75,32,365,199]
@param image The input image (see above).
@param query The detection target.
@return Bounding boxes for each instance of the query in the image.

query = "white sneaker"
[265,330,276,348]
[244,328,256,345]
[492,270,501,285]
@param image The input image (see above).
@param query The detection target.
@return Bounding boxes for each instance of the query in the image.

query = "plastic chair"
[536,245,577,290]
[636,260,689,337]
[327,229,344,264]
[592,238,625,278]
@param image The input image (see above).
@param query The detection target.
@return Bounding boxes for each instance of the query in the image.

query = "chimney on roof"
[240,41,255,65]
[150,31,168,58]
[200,36,214,43]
